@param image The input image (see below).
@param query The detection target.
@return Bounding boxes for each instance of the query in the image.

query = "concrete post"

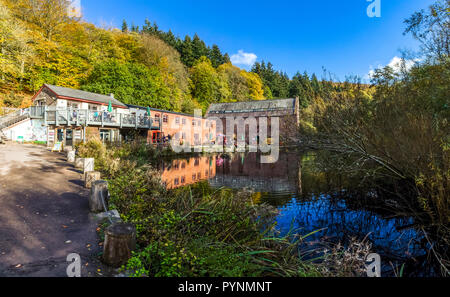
[67,150,75,163]
[84,171,101,188]
[75,158,84,169]
[83,158,94,173]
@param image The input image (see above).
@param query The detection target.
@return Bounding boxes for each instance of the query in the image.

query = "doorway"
[66,129,73,147]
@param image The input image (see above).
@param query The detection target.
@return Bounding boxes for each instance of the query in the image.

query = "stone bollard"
[83,158,94,173]
[84,171,101,188]
[89,180,108,213]
[75,158,84,169]
[102,223,136,268]
[67,150,75,163]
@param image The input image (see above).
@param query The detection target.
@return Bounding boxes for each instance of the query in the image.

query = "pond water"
[156,152,442,277]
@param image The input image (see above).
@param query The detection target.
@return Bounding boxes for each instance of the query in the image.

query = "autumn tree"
[404,0,449,61]
[0,0,34,88]
[81,59,175,110]
[189,56,230,112]
[240,70,265,100]
[140,34,189,92]
[217,63,249,101]
[139,34,191,111]
[15,0,74,41]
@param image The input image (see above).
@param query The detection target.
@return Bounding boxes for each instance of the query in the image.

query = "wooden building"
[28,84,216,149]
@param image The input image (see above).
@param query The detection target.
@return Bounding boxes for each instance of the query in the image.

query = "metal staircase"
[0,109,30,143]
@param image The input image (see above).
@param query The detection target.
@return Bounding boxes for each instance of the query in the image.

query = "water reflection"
[158,152,439,276]
[159,156,216,189]
[211,152,301,195]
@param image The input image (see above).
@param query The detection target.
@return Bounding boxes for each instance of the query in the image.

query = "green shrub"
[83,139,324,277]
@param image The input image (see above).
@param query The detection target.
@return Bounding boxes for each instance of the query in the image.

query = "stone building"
[205,98,300,146]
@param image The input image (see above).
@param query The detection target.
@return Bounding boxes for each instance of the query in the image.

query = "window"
[197,120,201,126]
[174,162,179,170]
[100,129,111,142]
[197,172,201,179]
[192,120,195,126]
[194,158,200,166]
[192,174,197,181]
[181,162,186,169]
[174,178,179,186]
[194,133,200,145]
[175,117,180,124]
[181,176,186,184]
[69,102,80,109]
[205,170,209,177]
[182,118,186,125]
[163,115,168,123]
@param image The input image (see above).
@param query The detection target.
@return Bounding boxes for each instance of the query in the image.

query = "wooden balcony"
[29,106,161,130]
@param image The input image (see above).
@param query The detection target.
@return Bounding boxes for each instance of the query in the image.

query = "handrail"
[0,110,22,124]
[0,107,20,117]
[0,113,29,130]
[29,106,161,130]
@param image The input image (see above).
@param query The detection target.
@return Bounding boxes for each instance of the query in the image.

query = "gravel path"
[0,143,112,277]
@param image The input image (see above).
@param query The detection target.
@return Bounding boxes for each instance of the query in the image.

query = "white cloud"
[366,56,420,79]
[230,50,257,67]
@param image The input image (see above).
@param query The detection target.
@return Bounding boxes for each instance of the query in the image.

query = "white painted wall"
[56,99,67,110]
[31,119,48,142]
[2,119,47,142]
[116,108,128,114]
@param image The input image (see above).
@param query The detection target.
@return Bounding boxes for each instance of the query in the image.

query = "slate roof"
[42,84,128,108]
[207,98,296,115]
[126,104,198,118]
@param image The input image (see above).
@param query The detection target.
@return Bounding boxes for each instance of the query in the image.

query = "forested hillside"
[0,0,359,113]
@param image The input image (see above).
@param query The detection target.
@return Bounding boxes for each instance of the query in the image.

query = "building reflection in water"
[159,155,217,189]
[157,152,438,276]
[210,152,302,199]
[158,152,301,195]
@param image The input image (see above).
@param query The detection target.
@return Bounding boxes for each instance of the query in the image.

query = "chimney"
[110,93,114,98]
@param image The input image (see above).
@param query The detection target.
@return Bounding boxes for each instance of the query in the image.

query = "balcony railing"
[29,106,161,130]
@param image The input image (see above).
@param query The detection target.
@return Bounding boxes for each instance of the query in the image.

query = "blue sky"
[80,0,435,81]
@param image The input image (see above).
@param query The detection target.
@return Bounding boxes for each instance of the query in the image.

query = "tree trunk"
[102,223,136,268]
[89,180,108,213]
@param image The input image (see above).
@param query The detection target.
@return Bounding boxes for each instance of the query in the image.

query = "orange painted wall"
[148,111,216,145]
[160,155,217,189]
